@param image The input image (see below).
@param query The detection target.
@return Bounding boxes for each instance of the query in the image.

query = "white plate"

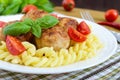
[0,14,117,74]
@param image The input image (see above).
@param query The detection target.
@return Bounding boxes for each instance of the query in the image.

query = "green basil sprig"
[3,22,31,36]
[36,15,59,29]
[3,15,59,38]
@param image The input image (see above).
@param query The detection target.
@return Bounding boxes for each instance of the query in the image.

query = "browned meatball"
[34,17,78,50]
[21,9,48,20]
[20,10,79,50]
[58,17,78,31]
[16,32,33,42]
[35,25,70,51]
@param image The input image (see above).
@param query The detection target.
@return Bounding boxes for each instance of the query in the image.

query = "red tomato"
[0,21,6,28]
[77,21,91,35]
[105,9,119,22]
[62,0,75,11]
[0,21,6,41]
[68,27,86,42]
[50,14,58,18]
[6,35,26,55]
[22,4,38,13]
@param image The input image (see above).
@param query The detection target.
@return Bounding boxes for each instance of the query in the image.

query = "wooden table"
[54,6,120,32]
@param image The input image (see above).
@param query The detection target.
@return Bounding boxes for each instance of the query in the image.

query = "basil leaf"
[35,0,54,12]
[0,4,4,15]
[0,0,10,7]
[3,14,58,38]
[37,3,54,12]
[28,0,37,4]
[23,18,42,38]
[31,25,41,38]
[2,0,22,15]
[2,3,20,15]
[36,15,59,29]
[19,0,28,12]
[3,22,31,36]
[11,0,22,4]
[22,18,34,26]
[0,0,54,15]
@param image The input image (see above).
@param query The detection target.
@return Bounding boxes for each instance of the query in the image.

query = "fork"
[80,10,95,22]
[80,10,120,43]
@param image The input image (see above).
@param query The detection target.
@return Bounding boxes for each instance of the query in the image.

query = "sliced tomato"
[22,4,38,13]
[0,21,6,28]
[68,27,86,42]
[6,35,26,55]
[50,14,58,18]
[77,21,91,35]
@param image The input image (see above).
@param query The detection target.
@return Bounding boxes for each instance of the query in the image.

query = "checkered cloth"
[0,51,120,80]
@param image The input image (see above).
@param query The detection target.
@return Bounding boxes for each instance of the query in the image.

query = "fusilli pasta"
[0,34,103,67]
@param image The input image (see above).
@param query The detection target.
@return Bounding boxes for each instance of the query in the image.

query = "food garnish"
[3,15,59,38]
[77,21,91,35]
[68,27,86,42]
[50,14,58,18]
[6,35,26,55]
[68,21,91,42]
[35,15,59,29]
[0,21,6,28]
[3,22,31,36]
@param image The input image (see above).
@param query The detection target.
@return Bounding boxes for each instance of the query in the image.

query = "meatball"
[21,9,48,20]
[58,17,78,31]
[20,10,79,50]
[35,25,70,51]
[16,32,33,42]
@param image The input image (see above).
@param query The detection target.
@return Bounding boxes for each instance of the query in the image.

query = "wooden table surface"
[54,6,120,33]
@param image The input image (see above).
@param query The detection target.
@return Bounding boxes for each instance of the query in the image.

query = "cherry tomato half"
[6,35,26,55]
[0,21,6,28]
[22,4,38,13]
[105,9,119,22]
[77,21,91,35]
[50,14,58,18]
[62,0,75,11]
[68,27,86,42]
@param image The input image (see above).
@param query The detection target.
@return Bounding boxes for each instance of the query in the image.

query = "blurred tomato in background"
[22,4,38,13]
[62,0,75,11]
[105,9,119,22]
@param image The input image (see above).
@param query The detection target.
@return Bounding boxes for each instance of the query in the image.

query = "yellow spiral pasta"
[0,34,103,67]
[0,41,22,64]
